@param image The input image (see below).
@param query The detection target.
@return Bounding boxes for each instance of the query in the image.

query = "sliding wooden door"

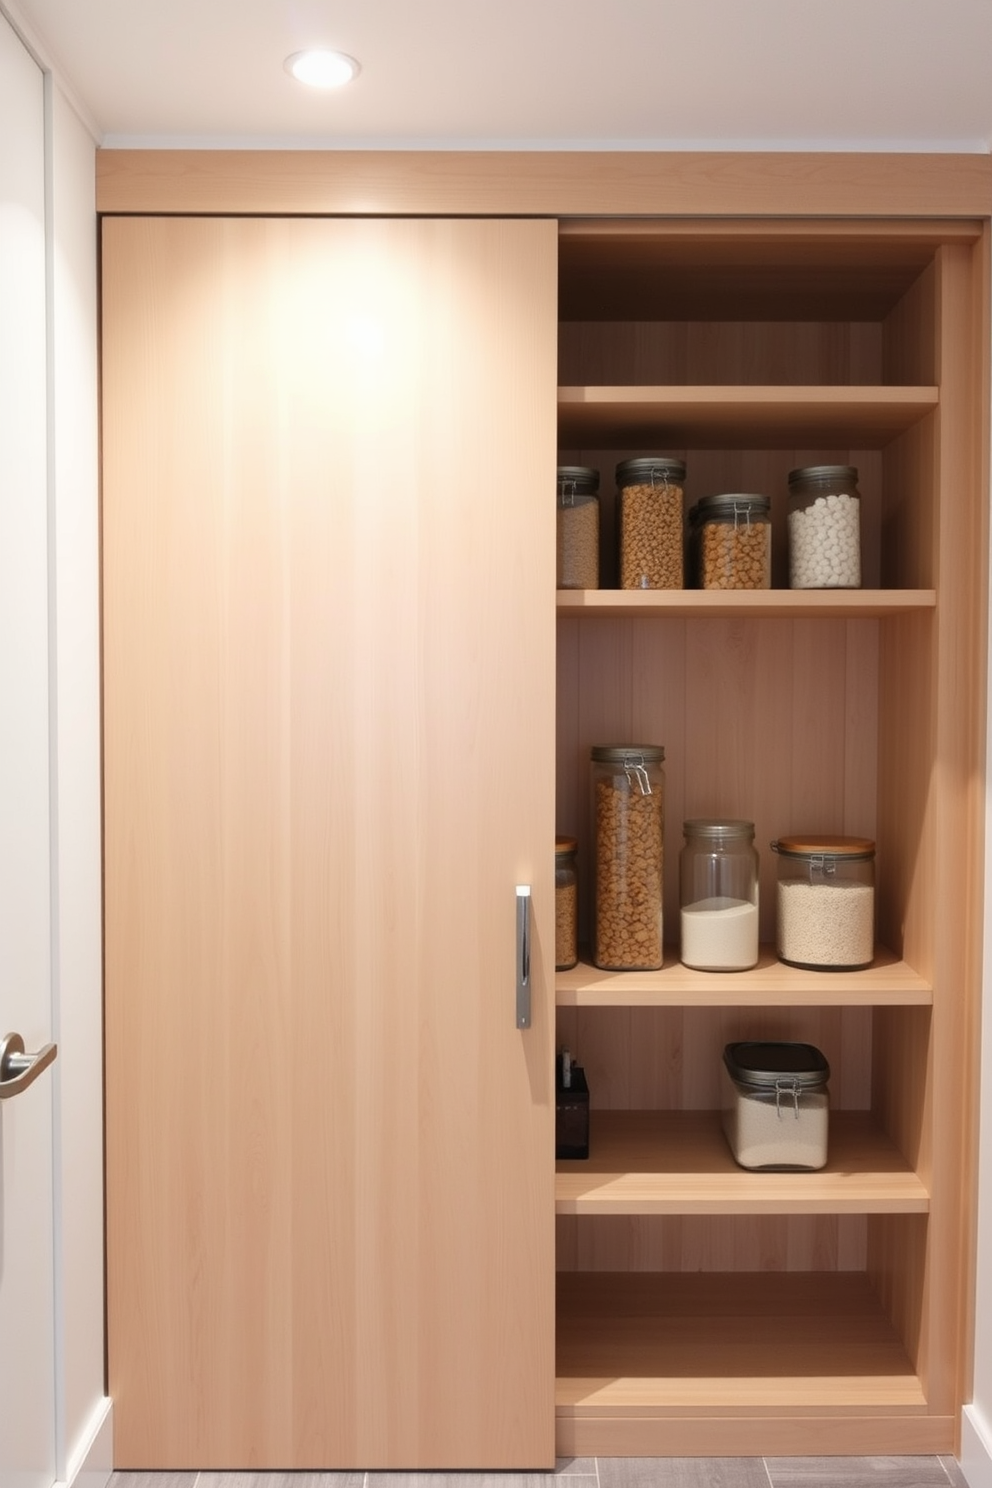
[102,215,558,1468]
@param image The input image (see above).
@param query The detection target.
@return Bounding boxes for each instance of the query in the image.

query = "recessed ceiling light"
[284,49,360,89]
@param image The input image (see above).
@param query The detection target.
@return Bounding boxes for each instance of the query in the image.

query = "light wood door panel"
[102,215,558,1469]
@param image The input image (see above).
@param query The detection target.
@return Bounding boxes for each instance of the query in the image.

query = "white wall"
[0,2,108,1479]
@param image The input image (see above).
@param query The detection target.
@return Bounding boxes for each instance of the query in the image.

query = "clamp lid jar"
[772,834,875,971]
[555,835,579,971]
[557,465,600,591]
[690,493,771,591]
[787,464,862,589]
[616,457,686,591]
[721,1040,830,1171]
[590,745,665,971]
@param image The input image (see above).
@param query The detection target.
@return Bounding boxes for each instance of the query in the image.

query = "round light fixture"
[284,49,360,89]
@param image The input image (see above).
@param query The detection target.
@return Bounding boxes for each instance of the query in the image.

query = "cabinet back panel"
[557,615,879,948]
[556,1214,868,1272]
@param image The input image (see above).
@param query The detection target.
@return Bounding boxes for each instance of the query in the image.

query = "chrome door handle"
[0,1032,57,1100]
[516,885,531,1029]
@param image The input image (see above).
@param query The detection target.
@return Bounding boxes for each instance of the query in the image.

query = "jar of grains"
[691,494,772,590]
[616,457,686,590]
[555,836,579,970]
[557,465,600,590]
[591,745,665,970]
[680,819,759,971]
[787,464,862,589]
[771,834,875,970]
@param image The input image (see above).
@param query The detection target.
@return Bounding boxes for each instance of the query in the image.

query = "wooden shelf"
[557,384,938,448]
[555,946,932,1007]
[556,1271,927,1415]
[555,1111,928,1215]
[556,588,936,619]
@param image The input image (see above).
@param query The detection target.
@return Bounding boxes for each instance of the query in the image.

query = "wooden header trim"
[96,149,992,219]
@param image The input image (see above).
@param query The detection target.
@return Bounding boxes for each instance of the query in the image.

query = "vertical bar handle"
[516,884,531,1029]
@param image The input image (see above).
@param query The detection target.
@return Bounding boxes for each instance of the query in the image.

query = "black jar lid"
[724,1040,830,1089]
[693,492,770,517]
[591,744,665,763]
[557,465,600,495]
[616,456,686,486]
[787,464,859,486]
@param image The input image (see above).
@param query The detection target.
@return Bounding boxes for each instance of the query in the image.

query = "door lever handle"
[0,1032,57,1100]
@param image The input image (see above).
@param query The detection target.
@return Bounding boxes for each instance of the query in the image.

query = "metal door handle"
[0,1032,57,1100]
[516,885,531,1029]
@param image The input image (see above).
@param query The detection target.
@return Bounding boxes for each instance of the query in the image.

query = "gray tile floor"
[108,1456,973,1488]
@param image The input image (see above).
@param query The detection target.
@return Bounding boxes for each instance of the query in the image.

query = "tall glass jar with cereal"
[616,456,686,590]
[556,465,600,589]
[590,745,665,970]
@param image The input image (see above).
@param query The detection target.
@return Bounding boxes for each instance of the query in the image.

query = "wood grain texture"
[554,1111,928,1215]
[95,151,992,219]
[102,215,559,1468]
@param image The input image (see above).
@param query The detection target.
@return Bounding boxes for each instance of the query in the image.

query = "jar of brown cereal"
[616,457,686,590]
[557,466,600,590]
[691,493,771,590]
[590,745,665,970]
[555,836,579,970]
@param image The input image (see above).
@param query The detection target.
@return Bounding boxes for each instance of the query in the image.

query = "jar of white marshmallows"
[787,464,862,589]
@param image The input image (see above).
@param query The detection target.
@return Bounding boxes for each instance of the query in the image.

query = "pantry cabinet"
[553,217,988,1456]
[98,153,990,1465]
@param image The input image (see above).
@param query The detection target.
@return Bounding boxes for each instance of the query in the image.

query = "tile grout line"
[760,1456,777,1488]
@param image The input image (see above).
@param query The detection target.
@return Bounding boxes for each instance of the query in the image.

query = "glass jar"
[557,465,600,590]
[616,457,686,591]
[787,464,862,589]
[722,1041,830,1171]
[555,835,579,970]
[690,494,771,590]
[679,819,759,971]
[771,834,875,970]
[590,745,665,970]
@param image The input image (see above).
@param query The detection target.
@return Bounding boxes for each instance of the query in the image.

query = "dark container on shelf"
[556,1056,590,1160]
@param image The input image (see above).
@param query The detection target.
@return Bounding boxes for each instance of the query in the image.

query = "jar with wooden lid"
[616,457,685,590]
[690,494,771,590]
[555,836,579,970]
[557,466,600,590]
[679,819,759,971]
[591,745,665,970]
[787,465,862,589]
[771,834,875,970]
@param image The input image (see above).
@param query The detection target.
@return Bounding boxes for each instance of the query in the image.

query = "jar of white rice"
[771,834,875,971]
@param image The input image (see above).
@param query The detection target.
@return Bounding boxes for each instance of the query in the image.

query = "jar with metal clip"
[555,835,579,970]
[557,465,600,590]
[771,834,875,970]
[787,464,862,589]
[590,744,665,970]
[690,493,771,590]
[616,457,685,590]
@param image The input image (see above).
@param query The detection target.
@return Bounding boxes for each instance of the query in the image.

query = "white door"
[0,14,58,1488]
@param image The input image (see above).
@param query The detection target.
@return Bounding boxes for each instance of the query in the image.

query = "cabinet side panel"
[102,214,559,1468]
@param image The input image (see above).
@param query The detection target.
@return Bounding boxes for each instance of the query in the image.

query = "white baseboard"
[961,1404,992,1488]
[61,1397,112,1488]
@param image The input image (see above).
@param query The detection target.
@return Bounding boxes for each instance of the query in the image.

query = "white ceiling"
[6,0,992,152]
